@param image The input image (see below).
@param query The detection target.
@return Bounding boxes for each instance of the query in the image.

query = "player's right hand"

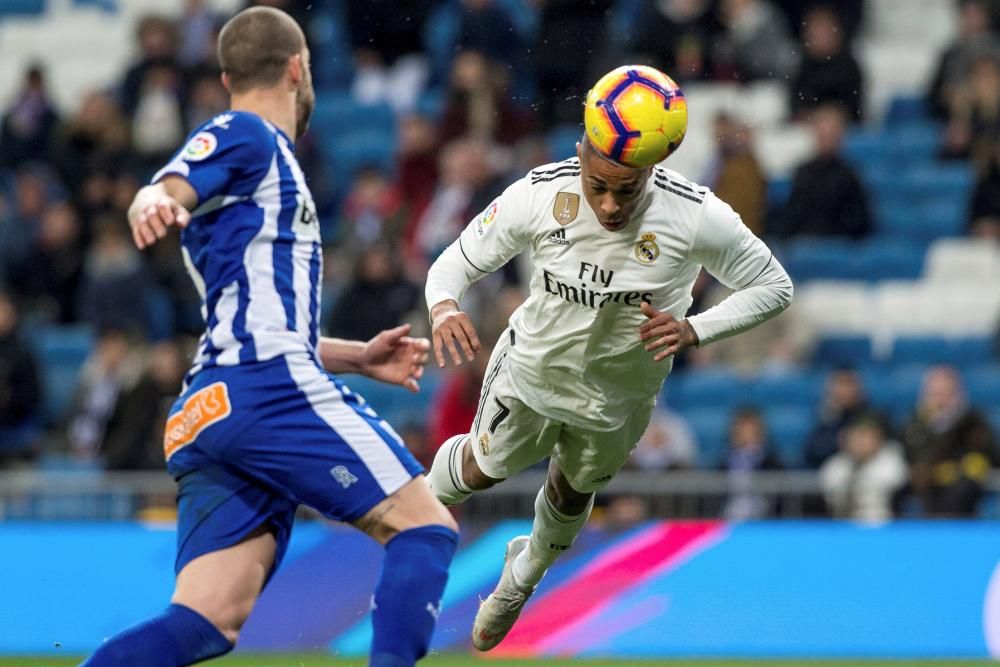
[430,300,481,368]
[128,186,192,250]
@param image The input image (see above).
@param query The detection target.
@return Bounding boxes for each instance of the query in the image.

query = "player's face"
[294,48,315,139]
[578,143,651,231]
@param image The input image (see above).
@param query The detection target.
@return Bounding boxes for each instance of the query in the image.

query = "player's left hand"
[638,301,699,362]
[361,323,431,393]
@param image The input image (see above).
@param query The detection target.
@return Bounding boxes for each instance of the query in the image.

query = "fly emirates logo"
[542,261,652,310]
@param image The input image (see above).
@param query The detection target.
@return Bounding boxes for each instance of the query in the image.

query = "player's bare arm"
[127,175,197,250]
[430,298,481,368]
[639,301,699,362]
[319,324,430,392]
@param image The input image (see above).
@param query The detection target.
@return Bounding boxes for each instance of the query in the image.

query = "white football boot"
[471,535,537,651]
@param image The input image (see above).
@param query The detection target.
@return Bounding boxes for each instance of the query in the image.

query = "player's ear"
[288,53,302,87]
[220,71,232,94]
[575,141,583,162]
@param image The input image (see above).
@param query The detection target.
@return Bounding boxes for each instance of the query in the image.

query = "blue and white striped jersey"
[153,111,322,377]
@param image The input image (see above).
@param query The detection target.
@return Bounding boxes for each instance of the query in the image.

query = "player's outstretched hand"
[127,185,192,250]
[638,301,699,362]
[430,299,481,368]
[361,323,430,393]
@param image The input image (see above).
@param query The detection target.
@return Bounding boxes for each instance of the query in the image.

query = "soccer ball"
[584,65,687,168]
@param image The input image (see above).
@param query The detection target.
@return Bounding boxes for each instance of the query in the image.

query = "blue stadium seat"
[891,337,995,368]
[781,239,863,282]
[664,370,745,411]
[678,407,730,468]
[764,406,813,468]
[0,0,45,16]
[883,123,941,164]
[885,96,930,125]
[423,2,461,81]
[767,178,792,207]
[842,130,887,169]
[547,124,582,162]
[748,372,824,409]
[312,92,395,136]
[881,365,927,424]
[855,239,925,281]
[812,336,874,367]
[963,366,1000,410]
[30,325,94,425]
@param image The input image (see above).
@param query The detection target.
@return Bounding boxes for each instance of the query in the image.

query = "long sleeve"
[425,177,532,309]
[686,194,793,346]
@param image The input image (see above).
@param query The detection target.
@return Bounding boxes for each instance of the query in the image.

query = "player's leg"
[472,401,654,651]
[353,475,458,667]
[427,332,551,505]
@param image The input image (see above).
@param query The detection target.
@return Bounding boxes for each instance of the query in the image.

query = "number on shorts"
[489,398,510,434]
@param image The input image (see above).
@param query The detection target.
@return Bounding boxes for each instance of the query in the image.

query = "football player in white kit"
[425,67,793,651]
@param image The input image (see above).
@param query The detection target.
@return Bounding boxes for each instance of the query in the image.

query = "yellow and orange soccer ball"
[584,65,688,168]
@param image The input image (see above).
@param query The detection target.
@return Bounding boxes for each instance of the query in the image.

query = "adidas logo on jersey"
[546,229,571,246]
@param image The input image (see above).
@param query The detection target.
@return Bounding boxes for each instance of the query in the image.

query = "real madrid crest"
[479,433,491,456]
[634,232,659,264]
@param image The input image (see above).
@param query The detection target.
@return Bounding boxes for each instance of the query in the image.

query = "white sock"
[426,434,473,505]
[512,486,593,588]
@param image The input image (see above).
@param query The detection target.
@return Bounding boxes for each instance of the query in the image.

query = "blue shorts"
[164,353,423,576]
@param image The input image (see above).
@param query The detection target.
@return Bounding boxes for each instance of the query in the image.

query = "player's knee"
[461,442,504,491]
[544,475,593,516]
[176,597,254,645]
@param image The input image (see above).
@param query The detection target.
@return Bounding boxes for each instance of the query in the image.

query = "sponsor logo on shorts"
[479,433,491,456]
[163,382,231,460]
[549,542,569,551]
[330,465,359,489]
[591,474,613,484]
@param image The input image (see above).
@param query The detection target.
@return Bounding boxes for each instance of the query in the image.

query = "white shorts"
[469,331,654,494]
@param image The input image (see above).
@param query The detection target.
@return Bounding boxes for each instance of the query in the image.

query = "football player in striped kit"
[425,66,793,651]
[82,7,456,667]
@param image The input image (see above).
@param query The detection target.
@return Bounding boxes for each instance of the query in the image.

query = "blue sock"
[369,525,458,667]
[80,603,233,667]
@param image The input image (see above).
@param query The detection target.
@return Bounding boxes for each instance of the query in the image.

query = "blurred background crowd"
[1,0,1000,523]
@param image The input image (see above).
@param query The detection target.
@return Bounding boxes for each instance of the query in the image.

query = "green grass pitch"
[5,656,997,666]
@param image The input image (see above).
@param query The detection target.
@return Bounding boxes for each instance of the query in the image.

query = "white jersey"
[426,158,792,431]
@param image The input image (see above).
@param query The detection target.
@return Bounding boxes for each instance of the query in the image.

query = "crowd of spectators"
[1,0,999,521]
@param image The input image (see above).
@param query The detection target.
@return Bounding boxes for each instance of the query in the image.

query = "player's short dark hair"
[218,6,305,94]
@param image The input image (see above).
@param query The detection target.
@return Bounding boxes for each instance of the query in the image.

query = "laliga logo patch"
[634,232,660,264]
[475,199,499,238]
[183,131,217,162]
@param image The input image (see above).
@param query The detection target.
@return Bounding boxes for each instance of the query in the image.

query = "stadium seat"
[883,365,927,423]
[794,280,871,336]
[924,238,1000,284]
[890,337,995,368]
[0,0,46,17]
[678,407,730,468]
[764,406,813,468]
[547,124,582,162]
[781,239,863,282]
[31,325,94,425]
[855,240,925,281]
[812,336,874,367]
[749,372,824,409]
[883,123,941,164]
[767,178,792,208]
[963,366,1000,410]
[884,95,930,125]
[665,370,745,412]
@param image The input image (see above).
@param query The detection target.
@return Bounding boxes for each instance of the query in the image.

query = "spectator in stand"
[789,5,864,123]
[397,114,441,255]
[0,290,42,457]
[184,71,229,131]
[804,367,879,468]
[942,53,1000,170]
[79,218,153,335]
[101,340,185,470]
[903,365,1000,517]
[720,407,783,520]
[64,328,143,462]
[628,406,698,471]
[532,0,613,128]
[819,414,908,522]
[703,113,767,236]
[0,166,52,274]
[440,50,537,146]
[456,0,521,72]
[928,0,1000,120]
[130,63,187,171]
[967,143,1000,238]
[120,15,182,118]
[631,0,721,83]
[325,242,422,343]
[177,0,221,69]
[334,168,407,254]
[0,65,59,170]
[413,138,495,261]
[5,201,83,324]
[54,92,130,192]
[347,0,434,112]
[775,104,872,239]
[712,0,798,82]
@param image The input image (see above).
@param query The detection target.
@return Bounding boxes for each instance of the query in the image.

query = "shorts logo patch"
[164,382,231,460]
[330,465,359,489]
[552,192,579,225]
[182,131,217,162]
[479,433,491,456]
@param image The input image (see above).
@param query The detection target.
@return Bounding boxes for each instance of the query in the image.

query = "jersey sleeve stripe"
[739,251,774,289]
[458,237,490,273]
[653,180,703,203]
[532,170,581,184]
